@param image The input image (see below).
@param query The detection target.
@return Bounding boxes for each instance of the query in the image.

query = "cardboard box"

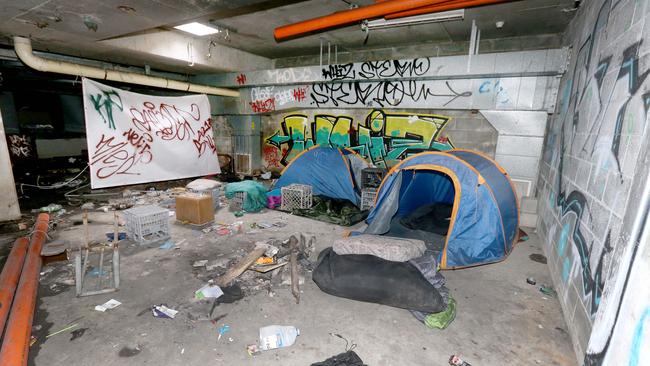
[176,193,214,225]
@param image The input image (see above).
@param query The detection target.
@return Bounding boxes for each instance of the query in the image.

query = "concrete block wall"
[535,0,650,363]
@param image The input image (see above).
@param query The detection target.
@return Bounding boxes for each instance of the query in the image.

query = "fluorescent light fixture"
[365,9,465,30]
[174,22,219,36]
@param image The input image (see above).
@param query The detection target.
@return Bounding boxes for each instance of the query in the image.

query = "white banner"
[82,78,220,188]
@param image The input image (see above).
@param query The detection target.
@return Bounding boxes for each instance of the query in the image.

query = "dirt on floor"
[17,202,576,366]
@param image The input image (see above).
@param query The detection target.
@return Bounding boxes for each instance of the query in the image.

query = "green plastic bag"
[225,181,268,213]
[424,297,456,330]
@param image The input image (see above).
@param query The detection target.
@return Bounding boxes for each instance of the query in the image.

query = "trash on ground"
[246,344,261,356]
[159,240,176,249]
[255,256,276,265]
[45,323,79,338]
[539,285,557,297]
[526,277,537,285]
[95,299,122,312]
[217,324,230,341]
[449,355,472,366]
[518,228,529,242]
[195,284,224,299]
[251,261,288,273]
[311,351,366,366]
[424,297,456,330]
[106,232,126,242]
[193,260,208,268]
[40,203,63,213]
[152,305,179,319]
[259,325,299,351]
[216,243,270,286]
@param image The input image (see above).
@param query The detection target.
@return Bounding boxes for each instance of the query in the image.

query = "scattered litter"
[17,222,28,230]
[195,284,224,299]
[40,203,63,213]
[526,277,537,285]
[181,348,185,355]
[518,228,529,242]
[70,328,88,341]
[247,344,261,356]
[206,258,229,271]
[81,202,95,210]
[106,232,126,242]
[193,260,208,268]
[217,324,230,341]
[118,345,142,357]
[152,305,178,319]
[424,297,456,330]
[95,299,122,312]
[46,323,78,338]
[259,325,299,351]
[449,355,472,366]
[29,336,37,347]
[251,261,288,273]
[311,351,365,366]
[159,240,175,250]
[213,221,244,236]
[255,256,276,265]
[539,285,557,297]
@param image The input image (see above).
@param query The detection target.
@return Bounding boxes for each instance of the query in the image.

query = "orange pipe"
[274,0,460,40]
[0,213,49,366]
[0,237,29,335]
[384,0,517,19]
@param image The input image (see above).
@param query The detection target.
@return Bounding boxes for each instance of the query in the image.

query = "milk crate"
[123,205,170,244]
[229,191,247,211]
[361,168,387,189]
[360,188,378,211]
[281,184,313,211]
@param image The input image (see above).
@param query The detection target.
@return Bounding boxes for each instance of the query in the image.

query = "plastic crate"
[360,188,378,211]
[188,186,222,209]
[281,184,313,211]
[229,191,247,212]
[361,168,387,189]
[123,205,170,243]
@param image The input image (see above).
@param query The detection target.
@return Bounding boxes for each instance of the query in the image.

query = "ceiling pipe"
[13,37,240,98]
[274,0,460,41]
[384,0,518,19]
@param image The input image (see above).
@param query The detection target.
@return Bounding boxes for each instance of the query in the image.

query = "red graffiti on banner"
[292,87,306,102]
[249,98,276,113]
[91,133,153,178]
[236,74,247,85]
[129,102,200,142]
[192,119,217,157]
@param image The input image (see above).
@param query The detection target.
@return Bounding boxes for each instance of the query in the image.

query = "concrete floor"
[29,208,576,366]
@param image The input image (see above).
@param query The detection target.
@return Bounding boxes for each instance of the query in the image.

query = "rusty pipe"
[384,0,517,19]
[0,213,49,366]
[274,0,458,40]
[0,237,29,335]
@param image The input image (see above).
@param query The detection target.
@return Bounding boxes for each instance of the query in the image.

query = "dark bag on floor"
[312,247,445,313]
[311,351,366,366]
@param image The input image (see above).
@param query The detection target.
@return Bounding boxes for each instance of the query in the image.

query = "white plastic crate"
[123,205,170,243]
[360,188,378,211]
[281,184,313,211]
[230,191,247,211]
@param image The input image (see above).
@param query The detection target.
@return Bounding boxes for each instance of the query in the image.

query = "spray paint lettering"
[249,98,276,113]
[7,134,32,159]
[90,133,152,178]
[309,80,472,108]
[265,109,452,168]
[192,119,217,157]
[129,102,199,142]
[321,58,431,81]
[236,73,247,85]
[292,87,307,102]
[90,90,123,130]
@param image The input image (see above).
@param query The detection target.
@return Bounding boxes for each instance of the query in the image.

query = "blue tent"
[365,150,519,269]
[271,147,369,206]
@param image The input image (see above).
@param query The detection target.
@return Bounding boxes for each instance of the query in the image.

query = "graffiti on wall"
[538,0,650,364]
[7,134,33,159]
[265,109,453,168]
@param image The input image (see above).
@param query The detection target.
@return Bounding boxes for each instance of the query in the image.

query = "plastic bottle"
[259,325,300,351]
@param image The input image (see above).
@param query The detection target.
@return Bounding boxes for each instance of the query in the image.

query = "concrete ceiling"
[0,0,577,74]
